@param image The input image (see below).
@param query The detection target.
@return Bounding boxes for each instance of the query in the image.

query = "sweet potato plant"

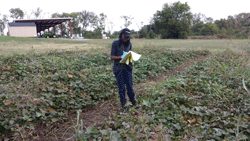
[0,49,208,136]
[69,49,250,140]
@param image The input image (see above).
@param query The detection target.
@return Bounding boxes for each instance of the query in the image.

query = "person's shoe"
[121,101,126,113]
[131,99,136,107]
[121,107,126,113]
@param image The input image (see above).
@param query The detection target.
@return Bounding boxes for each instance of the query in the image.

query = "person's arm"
[111,41,122,60]
[111,55,122,60]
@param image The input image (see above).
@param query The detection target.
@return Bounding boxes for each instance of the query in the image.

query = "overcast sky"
[1,0,249,35]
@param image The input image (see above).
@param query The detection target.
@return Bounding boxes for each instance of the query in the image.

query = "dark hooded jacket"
[111,28,133,74]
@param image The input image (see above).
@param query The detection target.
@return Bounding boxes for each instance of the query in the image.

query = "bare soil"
[6,54,211,141]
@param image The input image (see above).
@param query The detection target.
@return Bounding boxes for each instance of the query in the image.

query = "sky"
[1,0,250,35]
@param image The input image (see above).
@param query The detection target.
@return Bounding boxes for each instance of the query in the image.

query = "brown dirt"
[6,54,211,141]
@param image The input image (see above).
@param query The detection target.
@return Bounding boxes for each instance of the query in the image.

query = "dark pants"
[114,66,135,104]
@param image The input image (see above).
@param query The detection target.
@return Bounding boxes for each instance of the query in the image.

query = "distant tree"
[234,13,250,29]
[153,2,192,39]
[24,9,33,19]
[140,28,148,38]
[205,17,213,23]
[192,13,206,25]
[70,12,81,36]
[135,20,144,34]
[83,30,94,39]
[190,13,207,35]
[0,15,5,35]
[200,22,219,35]
[9,8,24,19]
[214,18,229,30]
[33,7,43,19]
[0,14,9,35]
[51,12,71,36]
[106,19,115,34]
[130,29,137,34]
[149,29,156,39]
[120,15,134,28]
[78,10,97,36]
[220,27,227,35]
[112,31,120,35]
[94,13,107,33]
[191,22,204,36]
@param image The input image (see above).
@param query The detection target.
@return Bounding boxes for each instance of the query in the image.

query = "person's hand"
[121,52,127,59]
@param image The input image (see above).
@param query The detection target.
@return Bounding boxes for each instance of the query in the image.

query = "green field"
[0,36,250,57]
[0,36,249,140]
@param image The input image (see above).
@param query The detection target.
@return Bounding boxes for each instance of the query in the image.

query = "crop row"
[73,49,250,140]
[0,49,209,135]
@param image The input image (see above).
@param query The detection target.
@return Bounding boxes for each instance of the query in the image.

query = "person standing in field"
[110,28,136,113]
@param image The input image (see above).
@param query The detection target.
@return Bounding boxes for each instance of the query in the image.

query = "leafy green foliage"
[139,28,148,38]
[0,49,208,136]
[153,1,192,39]
[191,13,250,38]
[148,29,156,39]
[9,8,24,19]
[83,30,102,39]
[220,27,227,35]
[200,22,220,35]
[78,50,250,140]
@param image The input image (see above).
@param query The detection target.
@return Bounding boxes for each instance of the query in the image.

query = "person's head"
[119,28,131,43]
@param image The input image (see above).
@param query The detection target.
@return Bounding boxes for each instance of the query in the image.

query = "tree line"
[1,2,250,39]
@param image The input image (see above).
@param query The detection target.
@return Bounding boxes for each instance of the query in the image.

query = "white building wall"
[9,26,37,37]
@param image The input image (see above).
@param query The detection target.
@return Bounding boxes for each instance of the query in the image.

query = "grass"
[1,36,250,57]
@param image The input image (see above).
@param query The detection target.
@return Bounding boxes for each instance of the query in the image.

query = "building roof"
[8,22,36,26]
[13,18,71,33]
[13,18,71,22]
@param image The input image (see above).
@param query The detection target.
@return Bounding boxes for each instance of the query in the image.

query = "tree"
[220,27,227,35]
[24,9,33,19]
[214,18,229,30]
[70,12,81,36]
[33,7,43,19]
[0,15,5,35]
[51,12,71,36]
[149,29,156,39]
[190,13,206,35]
[120,15,134,28]
[112,31,120,35]
[200,22,219,35]
[140,28,148,38]
[227,15,235,29]
[130,29,137,34]
[0,14,9,35]
[192,13,206,26]
[78,10,97,36]
[153,2,192,39]
[205,17,213,23]
[135,20,144,34]
[106,19,115,34]
[9,8,24,19]
[191,22,204,35]
[94,13,107,33]
[234,13,250,28]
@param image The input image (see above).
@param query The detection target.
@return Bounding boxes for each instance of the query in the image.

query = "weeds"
[73,50,250,140]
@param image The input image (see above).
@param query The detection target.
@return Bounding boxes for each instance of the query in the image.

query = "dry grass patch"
[1,36,250,57]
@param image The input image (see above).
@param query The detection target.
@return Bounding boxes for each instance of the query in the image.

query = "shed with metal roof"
[8,18,72,38]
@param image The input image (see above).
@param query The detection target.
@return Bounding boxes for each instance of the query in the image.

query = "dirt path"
[21,54,211,141]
